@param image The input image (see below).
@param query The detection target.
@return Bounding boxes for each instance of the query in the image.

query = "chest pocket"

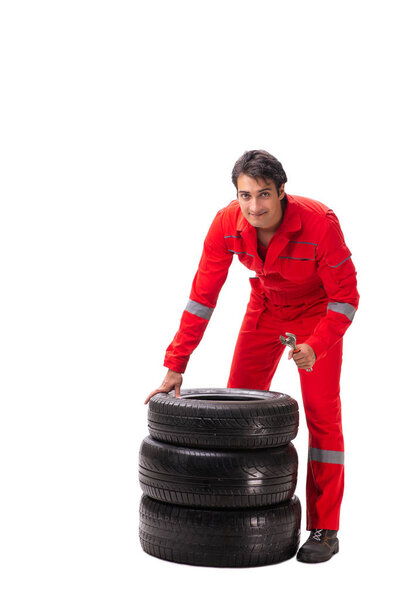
[278,241,317,281]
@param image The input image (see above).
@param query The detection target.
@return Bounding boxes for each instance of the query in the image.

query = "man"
[144,149,360,563]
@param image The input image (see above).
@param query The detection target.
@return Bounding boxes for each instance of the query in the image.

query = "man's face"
[237,174,285,230]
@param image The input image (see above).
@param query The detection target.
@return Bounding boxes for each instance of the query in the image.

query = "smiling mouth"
[250,212,267,217]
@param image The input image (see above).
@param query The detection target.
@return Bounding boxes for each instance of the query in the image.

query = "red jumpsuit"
[164,194,360,531]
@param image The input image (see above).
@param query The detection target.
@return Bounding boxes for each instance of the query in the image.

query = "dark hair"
[232,149,287,194]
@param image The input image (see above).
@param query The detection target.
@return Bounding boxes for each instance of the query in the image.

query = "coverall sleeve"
[163,210,234,373]
[304,210,360,362]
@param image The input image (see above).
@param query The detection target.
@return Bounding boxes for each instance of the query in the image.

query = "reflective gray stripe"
[308,447,344,465]
[279,256,315,261]
[289,241,317,245]
[327,302,356,321]
[224,235,241,239]
[228,250,254,257]
[326,254,352,268]
[185,299,214,320]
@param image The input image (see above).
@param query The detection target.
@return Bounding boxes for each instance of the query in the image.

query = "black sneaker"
[296,529,339,563]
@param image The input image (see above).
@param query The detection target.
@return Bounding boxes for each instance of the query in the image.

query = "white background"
[1,0,399,598]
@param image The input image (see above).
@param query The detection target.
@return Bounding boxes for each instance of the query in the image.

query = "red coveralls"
[164,194,360,531]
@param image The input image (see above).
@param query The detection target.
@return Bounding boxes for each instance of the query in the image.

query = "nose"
[249,198,265,214]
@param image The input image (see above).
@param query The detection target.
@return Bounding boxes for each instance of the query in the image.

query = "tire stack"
[139,388,301,567]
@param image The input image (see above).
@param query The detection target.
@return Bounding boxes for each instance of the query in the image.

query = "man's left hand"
[288,343,316,370]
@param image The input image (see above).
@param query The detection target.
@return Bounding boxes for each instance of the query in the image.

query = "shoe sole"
[296,539,339,563]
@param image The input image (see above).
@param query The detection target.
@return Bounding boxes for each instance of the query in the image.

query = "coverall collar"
[236,193,302,235]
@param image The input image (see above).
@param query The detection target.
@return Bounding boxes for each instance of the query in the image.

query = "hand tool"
[279,332,313,372]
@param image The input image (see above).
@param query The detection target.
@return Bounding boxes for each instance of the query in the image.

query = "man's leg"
[228,298,345,530]
[227,306,285,390]
[296,332,344,531]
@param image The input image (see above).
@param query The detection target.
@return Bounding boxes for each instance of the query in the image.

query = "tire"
[139,494,301,567]
[139,436,298,508]
[147,388,298,449]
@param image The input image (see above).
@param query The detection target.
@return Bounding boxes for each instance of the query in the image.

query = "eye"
[260,192,270,197]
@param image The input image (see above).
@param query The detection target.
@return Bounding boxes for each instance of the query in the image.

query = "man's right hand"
[144,369,183,405]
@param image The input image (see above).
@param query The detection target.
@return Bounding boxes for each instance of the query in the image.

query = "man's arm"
[163,209,234,373]
[304,209,360,362]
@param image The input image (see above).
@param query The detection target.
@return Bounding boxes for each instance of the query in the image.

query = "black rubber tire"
[139,494,301,567]
[147,388,298,449]
[139,436,298,508]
